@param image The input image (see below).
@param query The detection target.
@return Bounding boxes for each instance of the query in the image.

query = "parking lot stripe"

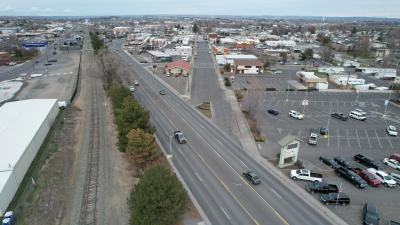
[374,129,383,149]
[337,129,340,148]
[384,131,394,148]
[355,129,361,148]
[364,129,372,148]
[346,129,350,147]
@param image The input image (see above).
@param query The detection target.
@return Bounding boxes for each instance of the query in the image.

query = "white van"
[367,168,397,187]
[349,110,366,121]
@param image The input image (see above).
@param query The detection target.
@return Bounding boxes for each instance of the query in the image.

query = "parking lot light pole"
[285,70,291,103]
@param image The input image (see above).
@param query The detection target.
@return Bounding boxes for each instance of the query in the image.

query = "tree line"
[107,84,188,225]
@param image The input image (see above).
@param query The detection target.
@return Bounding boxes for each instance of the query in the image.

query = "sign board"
[278,135,300,168]
[22,42,48,48]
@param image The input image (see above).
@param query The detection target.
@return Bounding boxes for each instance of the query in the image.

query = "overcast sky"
[0,0,399,18]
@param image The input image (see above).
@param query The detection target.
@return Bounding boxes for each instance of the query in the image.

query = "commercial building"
[0,99,59,215]
[147,50,172,62]
[215,54,257,65]
[360,67,397,79]
[296,71,328,90]
[231,59,263,74]
[164,46,192,61]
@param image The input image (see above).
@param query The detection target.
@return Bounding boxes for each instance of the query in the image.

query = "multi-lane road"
[110,39,347,225]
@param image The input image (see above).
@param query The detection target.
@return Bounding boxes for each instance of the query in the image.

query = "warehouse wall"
[0,101,59,215]
[0,172,18,216]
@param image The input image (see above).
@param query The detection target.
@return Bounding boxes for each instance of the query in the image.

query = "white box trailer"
[318,67,345,75]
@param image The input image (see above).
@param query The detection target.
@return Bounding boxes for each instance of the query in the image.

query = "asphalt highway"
[111,39,346,225]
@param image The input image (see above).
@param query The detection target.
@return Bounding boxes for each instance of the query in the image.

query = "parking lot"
[240,89,400,224]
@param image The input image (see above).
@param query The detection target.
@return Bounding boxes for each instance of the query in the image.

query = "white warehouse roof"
[0,99,58,171]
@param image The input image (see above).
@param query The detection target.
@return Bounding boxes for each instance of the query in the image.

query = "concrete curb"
[211,52,349,225]
[155,135,211,225]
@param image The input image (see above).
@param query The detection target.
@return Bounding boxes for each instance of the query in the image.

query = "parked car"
[290,169,323,182]
[267,109,279,116]
[243,171,261,185]
[134,80,139,86]
[354,108,367,116]
[383,158,400,170]
[173,131,187,144]
[48,59,57,63]
[8,62,16,66]
[331,112,348,121]
[354,154,379,170]
[129,86,135,92]
[334,157,353,170]
[319,156,338,169]
[159,90,166,95]
[367,168,397,187]
[289,110,304,120]
[386,125,398,136]
[354,169,381,187]
[390,153,400,162]
[319,126,328,135]
[362,203,379,225]
[389,172,400,184]
[320,192,350,205]
[335,167,367,188]
[44,63,52,66]
[305,181,339,194]
[308,128,318,145]
[349,110,367,121]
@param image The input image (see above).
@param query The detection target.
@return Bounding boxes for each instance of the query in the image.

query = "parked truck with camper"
[290,169,323,182]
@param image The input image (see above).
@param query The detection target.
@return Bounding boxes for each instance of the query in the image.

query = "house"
[0,52,10,65]
[231,59,263,74]
[164,60,192,76]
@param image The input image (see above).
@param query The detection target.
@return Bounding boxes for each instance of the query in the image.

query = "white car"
[386,125,398,136]
[8,62,16,66]
[289,110,304,120]
[129,85,135,92]
[273,70,283,74]
[354,108,366,116]
[383,158,400,170]
[367,168,397,187]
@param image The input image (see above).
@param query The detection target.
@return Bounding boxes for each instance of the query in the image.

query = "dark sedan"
[320,156,338,169]
[331,112,348,121]
[267,109,279,116]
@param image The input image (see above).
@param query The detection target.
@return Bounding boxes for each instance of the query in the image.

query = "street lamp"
[285,70,291,103]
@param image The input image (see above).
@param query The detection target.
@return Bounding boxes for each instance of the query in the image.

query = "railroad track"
[78,81,101,225]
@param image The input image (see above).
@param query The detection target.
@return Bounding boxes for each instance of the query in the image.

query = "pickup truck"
[305,181,339,194]
[290,169,323,182]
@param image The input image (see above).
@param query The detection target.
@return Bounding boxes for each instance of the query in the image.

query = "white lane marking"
[220,207,231,220]
[271,188,283,199]
[364,129,372,148]
[355,129,361,148]
[337,129,340,148]
[346,129,350,147]
[374,129,383,149]
[195,172,203,182]
[384,132,394,148]
[239,160,248,168]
